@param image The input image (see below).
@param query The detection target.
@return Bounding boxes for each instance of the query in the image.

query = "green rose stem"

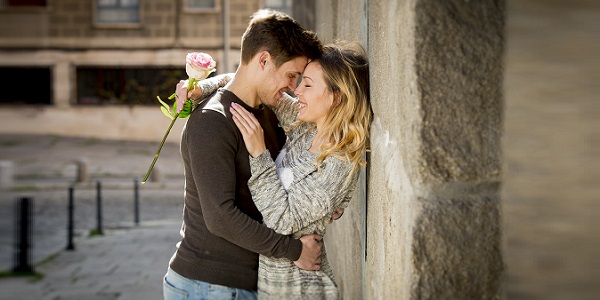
[141,111,180,184]
[141,78,198,184]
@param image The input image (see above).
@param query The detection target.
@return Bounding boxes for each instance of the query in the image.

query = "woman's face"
[295,62,335,127]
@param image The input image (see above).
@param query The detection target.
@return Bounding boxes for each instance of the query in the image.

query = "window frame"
[262,0,291,11]
[74,65,189,106]
[93,0,142,29]
[0,0,50,12]
[0,66,53,106]
[182,0,220,14]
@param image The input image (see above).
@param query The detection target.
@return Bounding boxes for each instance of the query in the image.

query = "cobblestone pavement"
[0,220,181,300]
[0,134,186,299]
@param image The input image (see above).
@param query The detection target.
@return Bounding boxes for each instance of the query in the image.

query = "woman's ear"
[333,92,344,107]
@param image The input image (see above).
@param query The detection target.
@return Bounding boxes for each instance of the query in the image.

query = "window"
[96,0,139,25]
[76,67,193,106]
[0,67,52,105]
[185,0,219,12]
[0,0,47,9]
[264,0,290,10]
[7,0,47,6]
[188,0,215,9]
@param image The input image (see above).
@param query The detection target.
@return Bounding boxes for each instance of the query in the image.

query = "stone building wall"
[310,2,368,298]
[308,0,505,299]
[304,0,597,299]
[0,0,257,48]
[0,0,257,142]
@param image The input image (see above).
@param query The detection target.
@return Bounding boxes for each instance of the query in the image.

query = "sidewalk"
[0,219,181,300]
[0,134,186,299]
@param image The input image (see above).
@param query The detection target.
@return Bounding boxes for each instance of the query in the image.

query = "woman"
[231,41,371,300]
[184,41,371,299]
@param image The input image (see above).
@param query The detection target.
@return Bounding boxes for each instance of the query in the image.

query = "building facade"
[0,0,290,141]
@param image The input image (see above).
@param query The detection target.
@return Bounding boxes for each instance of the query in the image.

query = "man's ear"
[257,51,271,70]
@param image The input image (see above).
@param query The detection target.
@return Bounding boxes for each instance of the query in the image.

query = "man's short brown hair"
[240,9,322,67]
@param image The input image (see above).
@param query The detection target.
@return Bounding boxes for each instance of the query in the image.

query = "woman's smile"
[298,100,307,110]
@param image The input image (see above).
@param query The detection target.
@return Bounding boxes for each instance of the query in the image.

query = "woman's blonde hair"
[310,41,372,175]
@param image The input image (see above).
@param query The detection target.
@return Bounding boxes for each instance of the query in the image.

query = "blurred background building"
[0,0,290,142]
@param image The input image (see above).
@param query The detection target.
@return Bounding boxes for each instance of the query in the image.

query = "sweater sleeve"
[183,109,302,260]
[247,151,357,235]
[189,73,234,110]
[272,93,299,132]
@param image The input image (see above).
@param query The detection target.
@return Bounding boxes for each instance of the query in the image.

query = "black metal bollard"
[13,197,34,273]
[66,187,75,251]
[96,181,103,235]
[134,177,140,225]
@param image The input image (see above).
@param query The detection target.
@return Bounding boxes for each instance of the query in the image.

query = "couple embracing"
[163,8,372,300]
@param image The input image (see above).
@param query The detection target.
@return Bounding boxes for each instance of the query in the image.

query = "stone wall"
[0,105,185,143]
[308,0,505,298]
[309,0,368,298]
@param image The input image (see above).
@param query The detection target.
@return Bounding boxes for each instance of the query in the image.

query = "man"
[163,9,323,300]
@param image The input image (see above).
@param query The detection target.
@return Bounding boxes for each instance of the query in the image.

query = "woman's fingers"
[232,103,255,123]
[230,103,258,133]
[230,103,256,138]
[230,102,267,158]
[234,104,260,128]
[230,106,248,134]
[175,80,188,113]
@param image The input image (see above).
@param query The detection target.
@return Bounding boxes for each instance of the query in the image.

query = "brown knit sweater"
[168,88,302,290]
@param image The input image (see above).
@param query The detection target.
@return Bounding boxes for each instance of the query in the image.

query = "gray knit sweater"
[248,94,359,300]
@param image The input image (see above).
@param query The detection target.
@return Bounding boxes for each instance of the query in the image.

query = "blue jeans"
[163,268,258,300]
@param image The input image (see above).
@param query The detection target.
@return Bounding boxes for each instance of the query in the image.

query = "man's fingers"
[294,261,321,271]
[310,234,323,241]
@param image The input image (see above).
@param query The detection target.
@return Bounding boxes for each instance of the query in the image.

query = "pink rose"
[186,52,216,80]
[143,52,218,184]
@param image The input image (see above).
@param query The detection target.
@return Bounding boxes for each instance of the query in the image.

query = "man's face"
[258,56,308,107]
